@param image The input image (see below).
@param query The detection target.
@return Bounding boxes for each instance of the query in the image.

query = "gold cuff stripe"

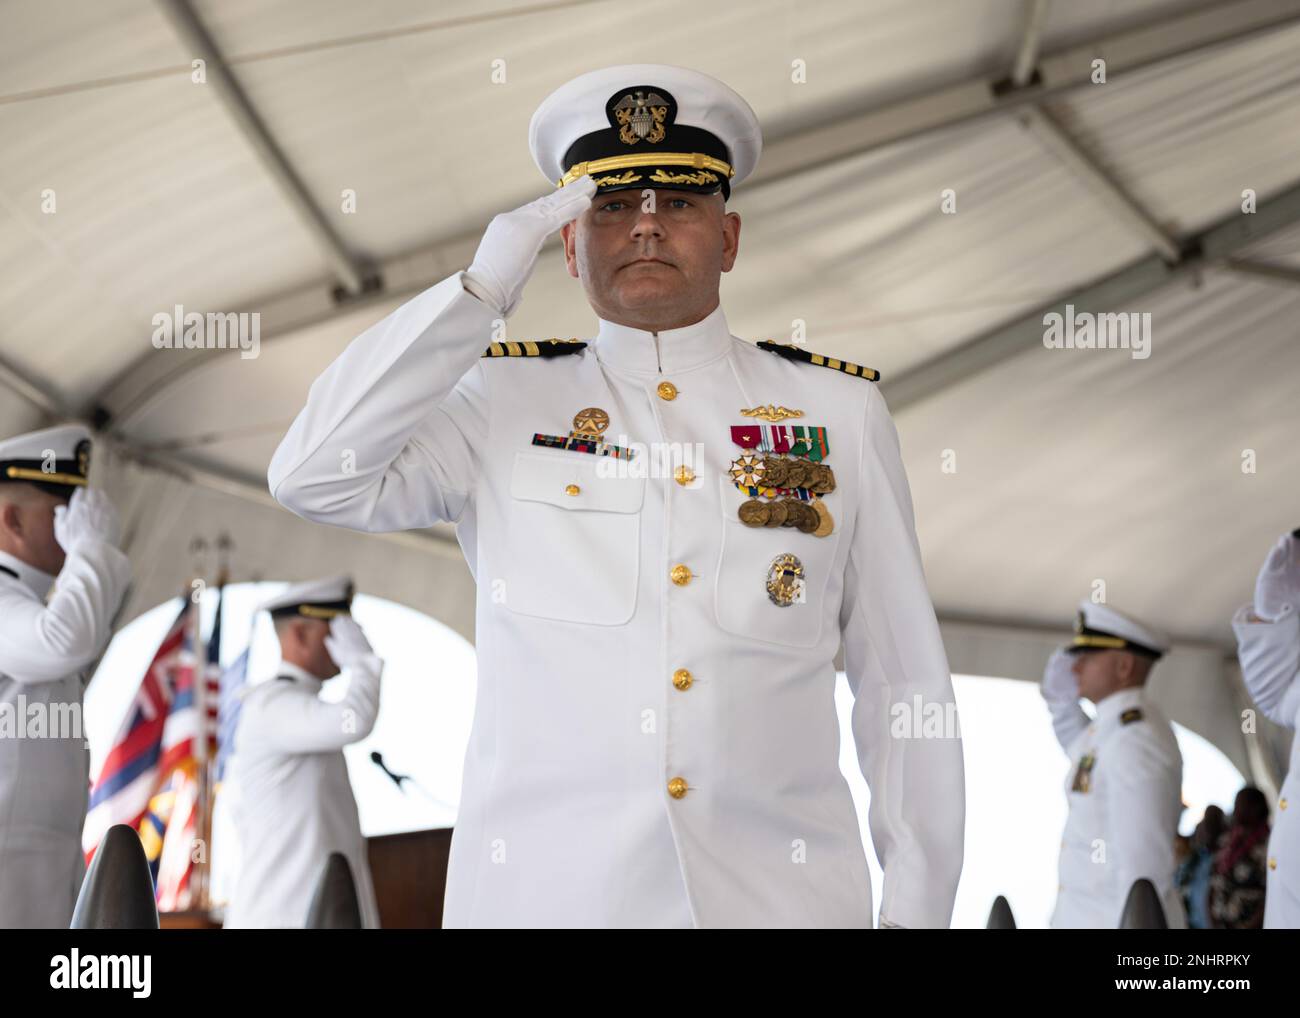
[559,152,733,187]
[5,467,88,486]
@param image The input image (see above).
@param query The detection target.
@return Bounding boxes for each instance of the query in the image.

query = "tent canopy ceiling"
[2,0,1299,650]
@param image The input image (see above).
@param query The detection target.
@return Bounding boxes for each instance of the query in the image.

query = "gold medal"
[738,500,770,527]
[761,455,789,488]
[811,498,834,537]
[809,464,835,495]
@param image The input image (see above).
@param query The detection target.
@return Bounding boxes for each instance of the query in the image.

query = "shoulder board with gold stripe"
[756,341,880,382]
[1120,708,1144,726]
[481,339,587,359]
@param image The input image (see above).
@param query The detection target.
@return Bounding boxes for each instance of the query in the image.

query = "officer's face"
[281,618,338,680]
[1071,648,1115,702]
[1072,648,1145,702]
[562,188,740,329]
[0,486,68,575]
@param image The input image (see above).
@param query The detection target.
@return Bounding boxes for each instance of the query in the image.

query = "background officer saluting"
[226,577,382,928]
[0,424,130,928]
[1232,529,1300,928]
[269,65,964,928]
[1041,600,1186,928]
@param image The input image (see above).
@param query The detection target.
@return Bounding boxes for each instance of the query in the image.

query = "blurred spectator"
[1209,788,1270,929]
[1176,805,1226,928]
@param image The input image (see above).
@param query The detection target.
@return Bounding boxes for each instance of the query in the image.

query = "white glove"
[1041,647,1079,704]
[1254,531,1300,622]
[464,175,597,318]
[324,614,375,670]
[53,487,122,552]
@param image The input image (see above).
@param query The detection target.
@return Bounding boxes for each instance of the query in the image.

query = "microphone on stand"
[370,750,408,790]
[369,750,455,811]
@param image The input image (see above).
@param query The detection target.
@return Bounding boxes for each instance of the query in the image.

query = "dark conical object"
[986,895,1017,929]
[1119,878,1168,929]
[70,824,160,929]
[304,852,364,929]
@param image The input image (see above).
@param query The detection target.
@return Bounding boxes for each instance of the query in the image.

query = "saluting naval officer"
[0,424,131,928]
[1041,601,1186,928]
[269,65,964,928]
[1232,530,1300,928]
[225,578,383,928]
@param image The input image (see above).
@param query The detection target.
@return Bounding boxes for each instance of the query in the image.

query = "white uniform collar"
[593,303,733,374]
[276,659,324,693]
[1094,685,1145,727]
[0,548,56,601]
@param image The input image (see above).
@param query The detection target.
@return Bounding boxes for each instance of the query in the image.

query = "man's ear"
[0,501,21,541]
[720,210,741,273]
[287,619,308,650]
[561,222,579,279]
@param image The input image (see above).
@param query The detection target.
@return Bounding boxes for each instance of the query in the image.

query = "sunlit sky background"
[85,582,1244,928]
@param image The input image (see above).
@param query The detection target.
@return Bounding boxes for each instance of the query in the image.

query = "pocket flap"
[510,450,645,514]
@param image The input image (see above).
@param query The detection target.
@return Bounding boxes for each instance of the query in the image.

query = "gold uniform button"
[673,465,695,486]
[1269,857,1278,870]
[672,669,693,691]
[667,777,689,799]
[657,381,678,401]
[1281,798,1288,811]
[670,564,693,586]
[564,484,580,496]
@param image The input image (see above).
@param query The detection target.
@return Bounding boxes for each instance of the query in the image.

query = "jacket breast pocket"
[713,475,841,648]
[503,450,645,626]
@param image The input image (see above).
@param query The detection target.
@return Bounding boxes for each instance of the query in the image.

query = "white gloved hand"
[464,175,598,318]
[1041,647,1079,704]
[53,487,122,552]
[324,614,375,670]
[1254,531,1300,622]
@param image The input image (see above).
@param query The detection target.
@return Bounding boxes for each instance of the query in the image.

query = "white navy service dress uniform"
[1232,530,1300,928]
[226,578,382,928]
[268,66,965,928]
[1042,601,1185,928]
[0,425,130,928]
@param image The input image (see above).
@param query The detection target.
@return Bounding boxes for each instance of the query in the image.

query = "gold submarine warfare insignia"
[739,405,805,422]
[613,91,669,145]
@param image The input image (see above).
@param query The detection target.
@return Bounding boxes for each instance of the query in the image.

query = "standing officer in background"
[226,578,382,928]
[269,65,963,928]
[1042,601,1185,928]
[0,424,130,928]
[1232,530,1300,928]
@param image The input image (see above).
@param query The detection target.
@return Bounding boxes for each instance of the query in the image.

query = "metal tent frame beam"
[89,0,1300,429]
[155,0,373,296]
[885,178,1300,412]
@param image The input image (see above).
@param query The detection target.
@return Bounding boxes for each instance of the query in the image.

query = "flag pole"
[187,536,211,914]
[195,533,232,914]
